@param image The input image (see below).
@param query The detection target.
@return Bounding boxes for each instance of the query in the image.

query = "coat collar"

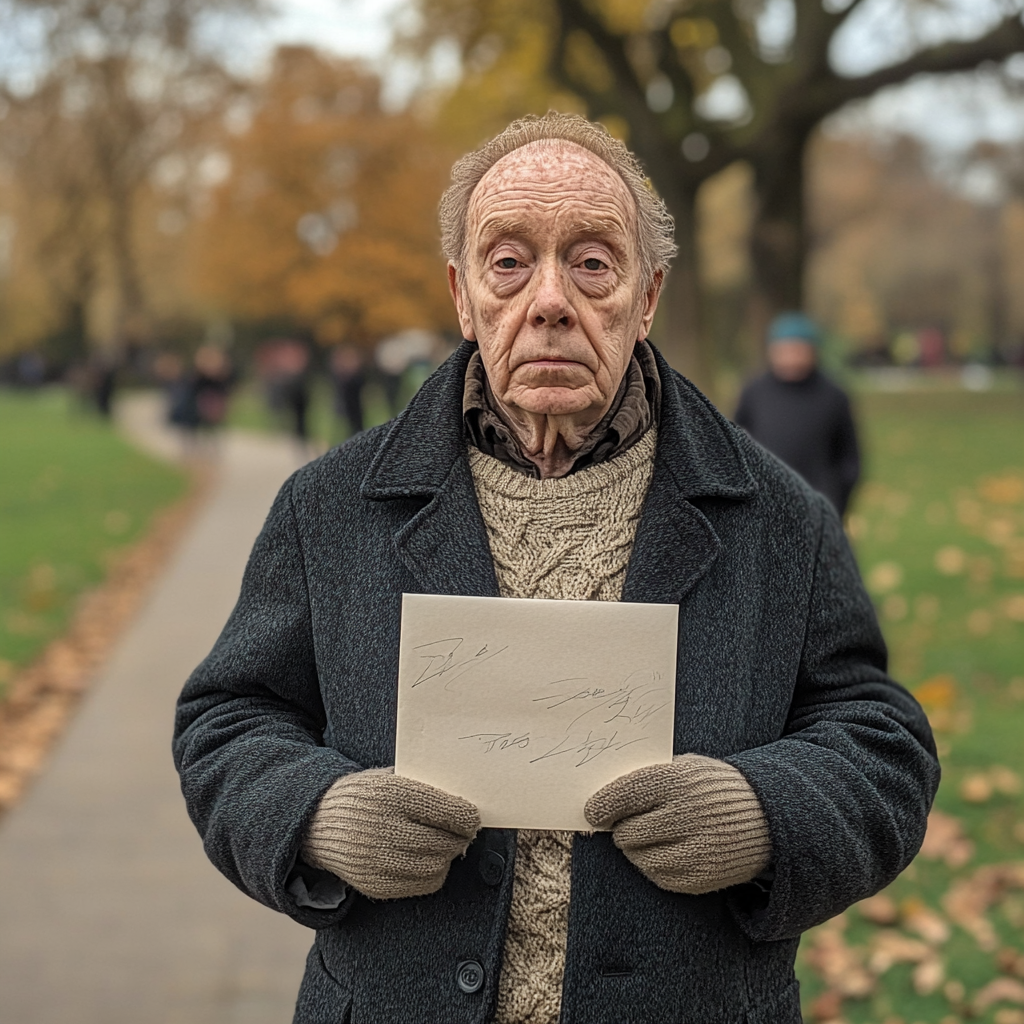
[361,341,757,605]
[361,341,758,504]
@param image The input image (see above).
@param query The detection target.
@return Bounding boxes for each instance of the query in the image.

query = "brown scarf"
[463,340,661,478]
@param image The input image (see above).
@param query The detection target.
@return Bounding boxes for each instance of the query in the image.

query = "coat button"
[478,850,506,886]
[456,960,485,995]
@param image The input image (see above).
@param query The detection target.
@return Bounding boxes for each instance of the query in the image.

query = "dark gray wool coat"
[173,341,939,1024]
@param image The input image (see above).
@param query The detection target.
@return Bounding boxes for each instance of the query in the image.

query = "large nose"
[526,260,574,329]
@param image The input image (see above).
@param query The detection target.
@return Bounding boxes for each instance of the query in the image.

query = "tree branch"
[555,0,696,190]
[804,13,1024,119]
[556,0,647,111]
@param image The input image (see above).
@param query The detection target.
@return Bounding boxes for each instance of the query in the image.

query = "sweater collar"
[361,340,757,503]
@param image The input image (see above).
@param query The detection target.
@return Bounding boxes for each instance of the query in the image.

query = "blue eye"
[583,258,605,270]
[497,257,519,269]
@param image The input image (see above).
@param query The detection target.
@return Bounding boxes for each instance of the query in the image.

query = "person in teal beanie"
[735,311,861,515]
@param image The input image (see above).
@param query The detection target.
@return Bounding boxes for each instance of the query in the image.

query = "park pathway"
[0,398,317,1024]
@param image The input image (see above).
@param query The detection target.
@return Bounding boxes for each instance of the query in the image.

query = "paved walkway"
[0,399,318,1024]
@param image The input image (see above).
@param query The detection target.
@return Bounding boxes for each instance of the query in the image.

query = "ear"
[448,263,477,342]
[638,270,664,341]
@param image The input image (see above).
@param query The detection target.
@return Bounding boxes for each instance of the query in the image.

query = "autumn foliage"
[192,48,457,346]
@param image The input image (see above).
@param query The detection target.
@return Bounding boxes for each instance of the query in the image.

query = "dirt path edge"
[0,466,211,817]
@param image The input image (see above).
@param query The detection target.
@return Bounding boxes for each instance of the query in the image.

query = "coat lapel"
[623,347,758,605]
[391,457,500,598]
[361,343,499,598]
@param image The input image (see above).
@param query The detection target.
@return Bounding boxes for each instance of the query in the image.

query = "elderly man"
[174,114,938,1024]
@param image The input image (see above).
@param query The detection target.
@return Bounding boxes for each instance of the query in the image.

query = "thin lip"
[519,358,582,366]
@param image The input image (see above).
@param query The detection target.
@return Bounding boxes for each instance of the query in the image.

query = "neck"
[493,398,611,479]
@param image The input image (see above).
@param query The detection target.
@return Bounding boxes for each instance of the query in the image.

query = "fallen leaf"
[995,1010,1024,1024]
[1003,896,1024,928]
[987,518,1017,546]
[920,810,975,867]
[808,990,844,1021]
[868,929,931,974]
[868,561,903,594]
[944,979,966,1003]
[935,546,967,575]
[974,977,1024,1011]
[858,893,899,925]
[944,863,1024,952]
[845,514,867,541]
[805,922,876,997]
[912,954,945,995]
[961,773,994,803]
[979,476,1024,505]
[914,675,957,711]
[902,899,951,944]
[991,766,1023,796]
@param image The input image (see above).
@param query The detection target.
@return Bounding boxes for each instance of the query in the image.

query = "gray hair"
[439,112,676,287]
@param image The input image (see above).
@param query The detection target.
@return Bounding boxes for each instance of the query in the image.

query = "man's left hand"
[584,753,772,895]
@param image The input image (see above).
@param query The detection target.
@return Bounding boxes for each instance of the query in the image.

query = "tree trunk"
[650,184,716,398]
[748,129,813,339]
[108,190,146,348]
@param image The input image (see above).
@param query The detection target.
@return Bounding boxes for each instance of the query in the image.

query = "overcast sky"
[239,0,405,66]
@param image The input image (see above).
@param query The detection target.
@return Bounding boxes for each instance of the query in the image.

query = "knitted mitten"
[584,753,771,894]
[302,768,481,899]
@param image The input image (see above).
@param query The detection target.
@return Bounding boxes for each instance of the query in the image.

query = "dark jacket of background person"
[734,369,861,516]
[173,343,938,1024]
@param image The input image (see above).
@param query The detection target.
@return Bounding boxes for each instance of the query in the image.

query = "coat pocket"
[293,943,353,1024]
[746,979,802,1024]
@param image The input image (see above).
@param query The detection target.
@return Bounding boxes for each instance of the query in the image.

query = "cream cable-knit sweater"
[468,429,658,1024]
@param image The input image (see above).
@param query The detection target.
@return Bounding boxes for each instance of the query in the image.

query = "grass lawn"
[796,389,1024,1024]
[0,388,188,695]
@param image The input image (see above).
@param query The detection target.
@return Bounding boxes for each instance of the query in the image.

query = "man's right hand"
[301,768,481,899]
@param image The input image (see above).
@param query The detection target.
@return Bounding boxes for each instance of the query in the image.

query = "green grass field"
[796,390,1024,1024]
[0,389,187,694]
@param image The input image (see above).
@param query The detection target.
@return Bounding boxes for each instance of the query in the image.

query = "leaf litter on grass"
[797,392,1024,1024]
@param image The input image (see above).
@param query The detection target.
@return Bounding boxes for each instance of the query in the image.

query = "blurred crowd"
[0,328,453,452]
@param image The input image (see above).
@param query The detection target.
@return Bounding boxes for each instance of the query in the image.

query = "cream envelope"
[394,593,679,830]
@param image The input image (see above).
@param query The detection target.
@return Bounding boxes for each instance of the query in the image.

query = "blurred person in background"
[15,351,46,388]
[734,312,860,516]
[90,352,119,419]
[329,344,366,438]
[262,337,312,450]
[192,346,234,433]
[175,114,936,1024]
[154,352,197,434]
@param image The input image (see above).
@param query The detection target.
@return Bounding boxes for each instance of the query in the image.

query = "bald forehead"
[476,140,631,199]
[467,140,638,238]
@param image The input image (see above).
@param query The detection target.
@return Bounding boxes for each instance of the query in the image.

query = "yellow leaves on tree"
[193,47,457,344]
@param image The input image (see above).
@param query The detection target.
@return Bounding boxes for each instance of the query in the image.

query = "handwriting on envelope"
[394,594,679,830]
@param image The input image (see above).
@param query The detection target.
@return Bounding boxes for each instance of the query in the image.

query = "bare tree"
[0,0,267,351]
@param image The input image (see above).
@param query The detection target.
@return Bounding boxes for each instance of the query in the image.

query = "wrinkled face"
[449,141,660,418]
[768,339,818,382]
